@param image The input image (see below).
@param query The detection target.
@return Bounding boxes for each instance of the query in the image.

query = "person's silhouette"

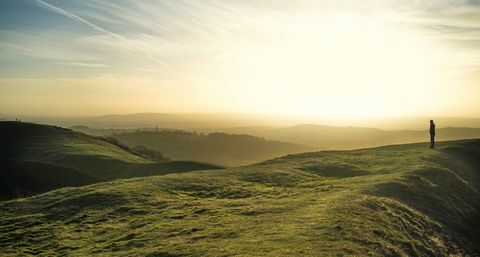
[429,120,435,149]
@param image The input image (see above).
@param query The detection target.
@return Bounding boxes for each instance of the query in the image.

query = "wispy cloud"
[0,29,101,61]
[58,62,110,68]
[32,0,174,69]
[3,0,477,74]
[32,0,122,39]
[1,0,480,117]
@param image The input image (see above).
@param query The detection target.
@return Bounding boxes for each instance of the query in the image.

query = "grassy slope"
[0,122,221,199]
[1,139,479,256]
[0,121,147,162]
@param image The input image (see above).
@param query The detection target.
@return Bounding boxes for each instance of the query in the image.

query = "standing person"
[429,120,436,149]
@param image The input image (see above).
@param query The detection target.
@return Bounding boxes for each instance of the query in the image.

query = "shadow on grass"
[298,163,369,178]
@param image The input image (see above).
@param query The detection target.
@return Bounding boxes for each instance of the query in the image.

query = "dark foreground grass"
[1,139,479,256]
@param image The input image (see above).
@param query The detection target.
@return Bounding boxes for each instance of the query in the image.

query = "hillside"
[1,139,479,256]
[0,122,221,200]
[110,130,312,166]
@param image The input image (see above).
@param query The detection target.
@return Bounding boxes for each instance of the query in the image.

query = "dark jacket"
[430,123,435,136]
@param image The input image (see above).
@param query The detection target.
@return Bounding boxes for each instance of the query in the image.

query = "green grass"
[0,122,221,200]
[1,139,479,256]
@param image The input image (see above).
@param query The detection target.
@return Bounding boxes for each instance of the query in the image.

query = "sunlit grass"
[1,140,479,256]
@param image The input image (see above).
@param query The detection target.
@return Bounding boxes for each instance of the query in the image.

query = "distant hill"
[0,122,221,200]
[110,130,313,167]
[15,113,480,130]
[25,113,294,129]
[1,139,479,255]
[216,124,480,149]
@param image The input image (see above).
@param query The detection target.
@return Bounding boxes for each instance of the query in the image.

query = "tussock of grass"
[1,139,479,256]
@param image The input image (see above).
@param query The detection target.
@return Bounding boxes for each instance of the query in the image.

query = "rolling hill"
[0,122,221,200]
[110,130,312,167]
[1,139,479,256]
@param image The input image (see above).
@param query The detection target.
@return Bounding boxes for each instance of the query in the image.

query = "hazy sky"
[1,0,479,118]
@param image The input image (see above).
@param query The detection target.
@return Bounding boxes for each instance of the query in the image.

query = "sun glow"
[1,1,478,119]
[210,11,447,118]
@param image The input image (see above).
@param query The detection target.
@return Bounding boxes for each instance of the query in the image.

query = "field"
[1,138,479,256]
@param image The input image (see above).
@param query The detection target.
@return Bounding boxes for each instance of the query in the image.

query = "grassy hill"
[110,130,312,167]
[0,122,221,200]
[1,139,479,256]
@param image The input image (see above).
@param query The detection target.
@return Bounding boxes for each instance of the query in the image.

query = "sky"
[0,0,479,119]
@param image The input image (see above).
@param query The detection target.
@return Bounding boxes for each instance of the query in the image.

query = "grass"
[0,122,221,200]
[1,139,479,256]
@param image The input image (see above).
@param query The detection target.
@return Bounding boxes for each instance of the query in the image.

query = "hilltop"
[0,122,221,200]
[1,139,479,256]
